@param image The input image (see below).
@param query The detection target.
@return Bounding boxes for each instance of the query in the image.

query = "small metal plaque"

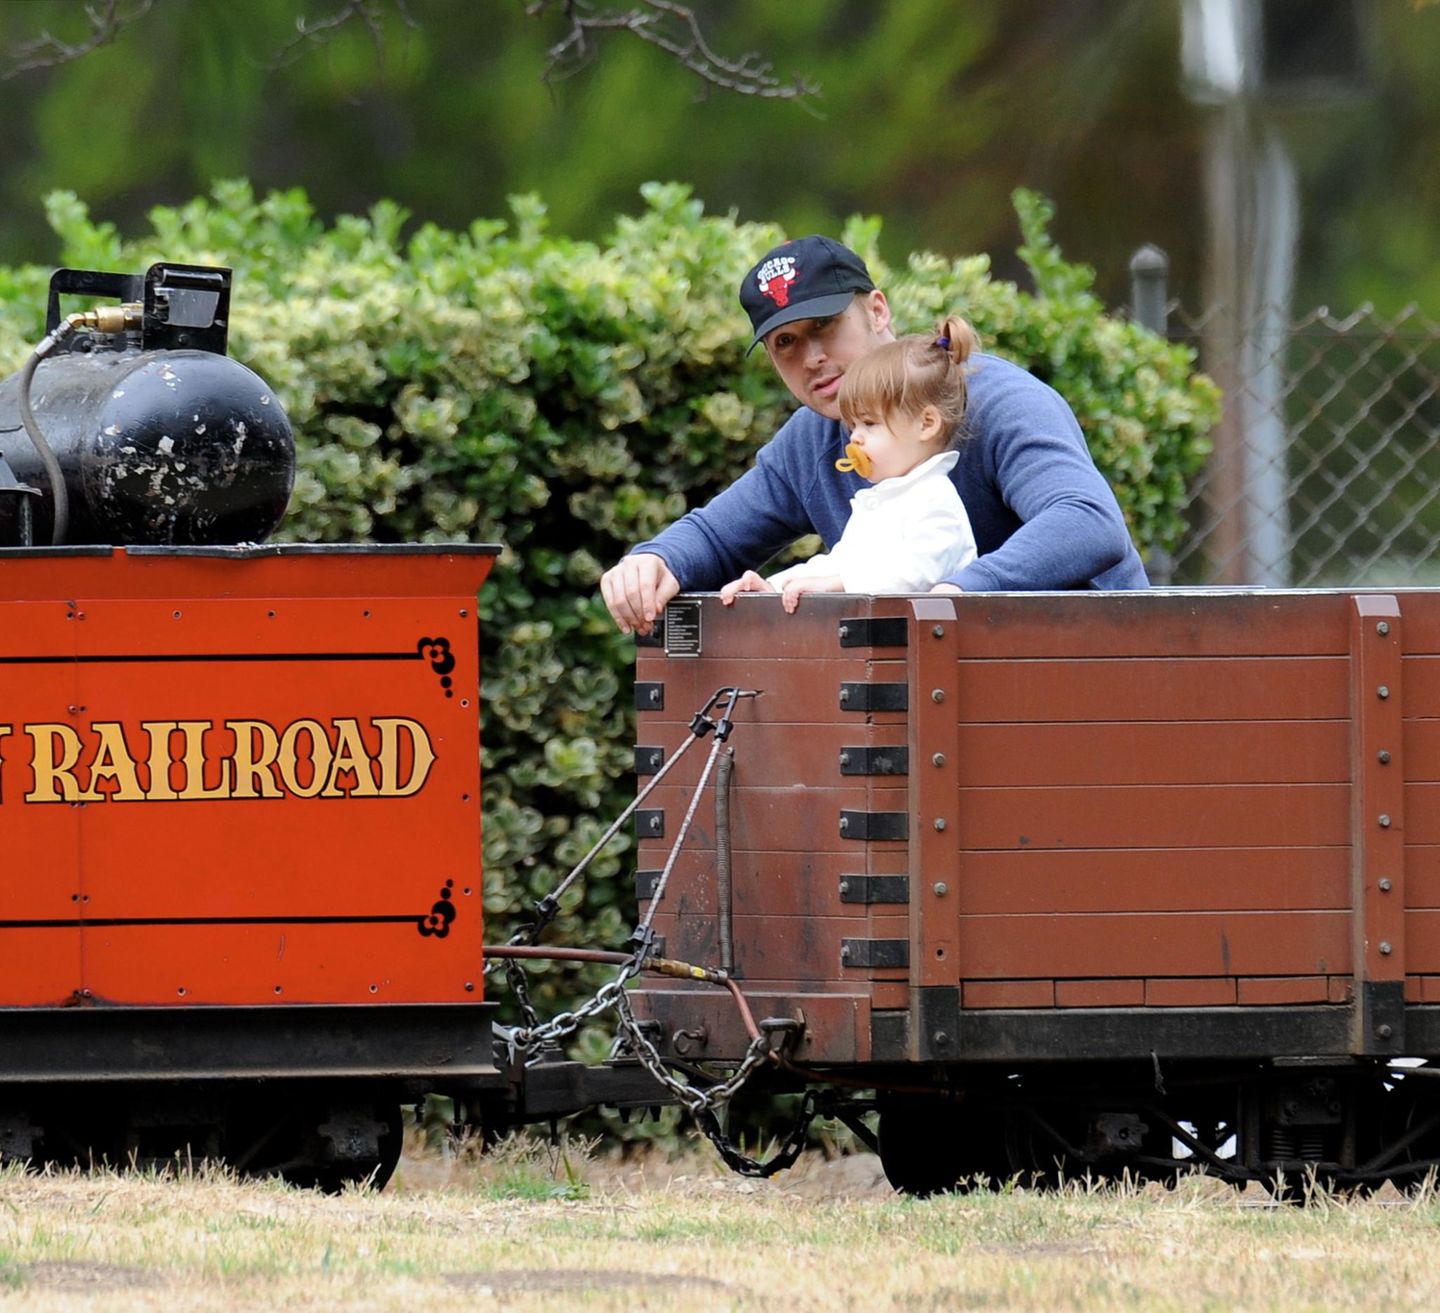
[663,599,702,657]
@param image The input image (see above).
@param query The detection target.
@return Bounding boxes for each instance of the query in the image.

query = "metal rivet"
[464,981,474,992]
[933,818,947,832]
[933,1031,950,1047]
[1380,941,1393,955]
[1378,1024,1394,1039]
[1379,878,1393,892]
[1379,814,1392,828]
[1379,750,1392,765]
[932,753,946,767]
[1377,621,1390,636]
[931,689,945,703]
[1378,685,1390,700]
[933,882,948,897]
[932,625,945,638]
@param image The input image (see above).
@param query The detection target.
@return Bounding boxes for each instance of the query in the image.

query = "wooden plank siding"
[629,590,1440,1063]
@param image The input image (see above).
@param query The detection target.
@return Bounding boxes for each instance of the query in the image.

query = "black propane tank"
[0,263,294,547]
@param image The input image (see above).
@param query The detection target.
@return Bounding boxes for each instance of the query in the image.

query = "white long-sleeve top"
[768,451,977,594]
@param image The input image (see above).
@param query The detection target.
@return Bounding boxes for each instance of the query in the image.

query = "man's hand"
[780,573,844,614]
[600,553,680,636]
[720,571,776,605]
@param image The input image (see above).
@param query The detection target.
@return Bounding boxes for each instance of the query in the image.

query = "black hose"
[716,746,734,974]
[16,324,73,546]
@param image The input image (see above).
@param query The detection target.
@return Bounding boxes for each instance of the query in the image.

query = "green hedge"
[0,180,1219,1017]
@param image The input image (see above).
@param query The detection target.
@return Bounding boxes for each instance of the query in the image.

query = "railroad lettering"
[14,716,435,804]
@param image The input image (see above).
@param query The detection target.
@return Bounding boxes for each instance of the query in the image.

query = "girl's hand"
[780,574,845,614]
[720,571,776,605]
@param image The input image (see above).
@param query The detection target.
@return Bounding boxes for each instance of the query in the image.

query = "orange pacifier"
[835,441,873,479]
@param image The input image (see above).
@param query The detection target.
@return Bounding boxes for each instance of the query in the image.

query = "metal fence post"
[1129,245,1170,337]
[1130,245,1173,584]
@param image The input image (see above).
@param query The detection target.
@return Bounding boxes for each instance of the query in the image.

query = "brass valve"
[67,303,143,335]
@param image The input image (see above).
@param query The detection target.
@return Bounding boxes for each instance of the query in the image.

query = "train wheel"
[1373,1070,1440,1195]
[239,1098,404,1193]
[876,1095,1008,1196]
[302,1101,404,1194]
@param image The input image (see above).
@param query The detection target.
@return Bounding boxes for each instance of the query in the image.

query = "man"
[601,235,1147,636]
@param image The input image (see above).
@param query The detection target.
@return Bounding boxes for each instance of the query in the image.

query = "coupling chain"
[610,982,776,1117]
[507,969,638,1061]
[611,983,819,1177]
[694,1091,821,1180]
[504,958,542,1031]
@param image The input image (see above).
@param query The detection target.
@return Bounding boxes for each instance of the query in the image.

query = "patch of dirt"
[19,1261,159,1291]
[979,1242,1106,1258]
[442,1268,731,1293]
[773,1151,892,1199]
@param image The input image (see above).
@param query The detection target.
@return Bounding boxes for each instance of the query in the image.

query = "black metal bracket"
[913,986,961,1061]
[840,938,909,969]
[839,683,908,713]
[45,267,144,337]
[1355,979,1406,1055]
[143,263,230,354]
[839,746,909,776]
[838,617,908,648]
[838,875,910,904]
[838,811,907,842]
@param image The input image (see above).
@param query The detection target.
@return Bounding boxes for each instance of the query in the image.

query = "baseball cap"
[740,235,875,353]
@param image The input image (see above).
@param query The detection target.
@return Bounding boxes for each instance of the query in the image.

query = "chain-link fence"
[1127,253,1440,588]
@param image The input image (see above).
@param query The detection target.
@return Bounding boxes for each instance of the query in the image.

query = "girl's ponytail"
[934,315,978,368]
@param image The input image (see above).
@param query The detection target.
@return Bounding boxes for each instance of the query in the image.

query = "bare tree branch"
[268,0,418,71]
[522,0,818,102]
[4,0,155,78]
[2,0,817,104]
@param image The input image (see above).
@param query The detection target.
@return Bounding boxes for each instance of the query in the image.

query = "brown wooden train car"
[629,589,1440,1193]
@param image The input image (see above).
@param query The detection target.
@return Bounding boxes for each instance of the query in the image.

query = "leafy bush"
[0,180,1218,1024]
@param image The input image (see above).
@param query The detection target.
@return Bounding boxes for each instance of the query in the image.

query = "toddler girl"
[721,315,979,613]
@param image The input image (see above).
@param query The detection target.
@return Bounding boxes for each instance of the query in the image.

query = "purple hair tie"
[935,335,951,350]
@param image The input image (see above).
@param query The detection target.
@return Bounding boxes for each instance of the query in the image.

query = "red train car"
[0,543,501,1187]
[630,589,1440,1193]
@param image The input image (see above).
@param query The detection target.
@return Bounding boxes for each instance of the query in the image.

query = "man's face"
[761,291,894,421]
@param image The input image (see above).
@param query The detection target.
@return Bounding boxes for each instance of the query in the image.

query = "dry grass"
[2,1138,1439,1311]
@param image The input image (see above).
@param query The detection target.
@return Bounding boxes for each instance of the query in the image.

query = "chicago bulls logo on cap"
[756,255,798,308]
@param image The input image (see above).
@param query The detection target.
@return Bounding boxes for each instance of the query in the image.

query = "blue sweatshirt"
[633,351,1149,592]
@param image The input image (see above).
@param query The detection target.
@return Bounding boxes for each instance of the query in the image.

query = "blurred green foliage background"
[0,1,1436,312]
